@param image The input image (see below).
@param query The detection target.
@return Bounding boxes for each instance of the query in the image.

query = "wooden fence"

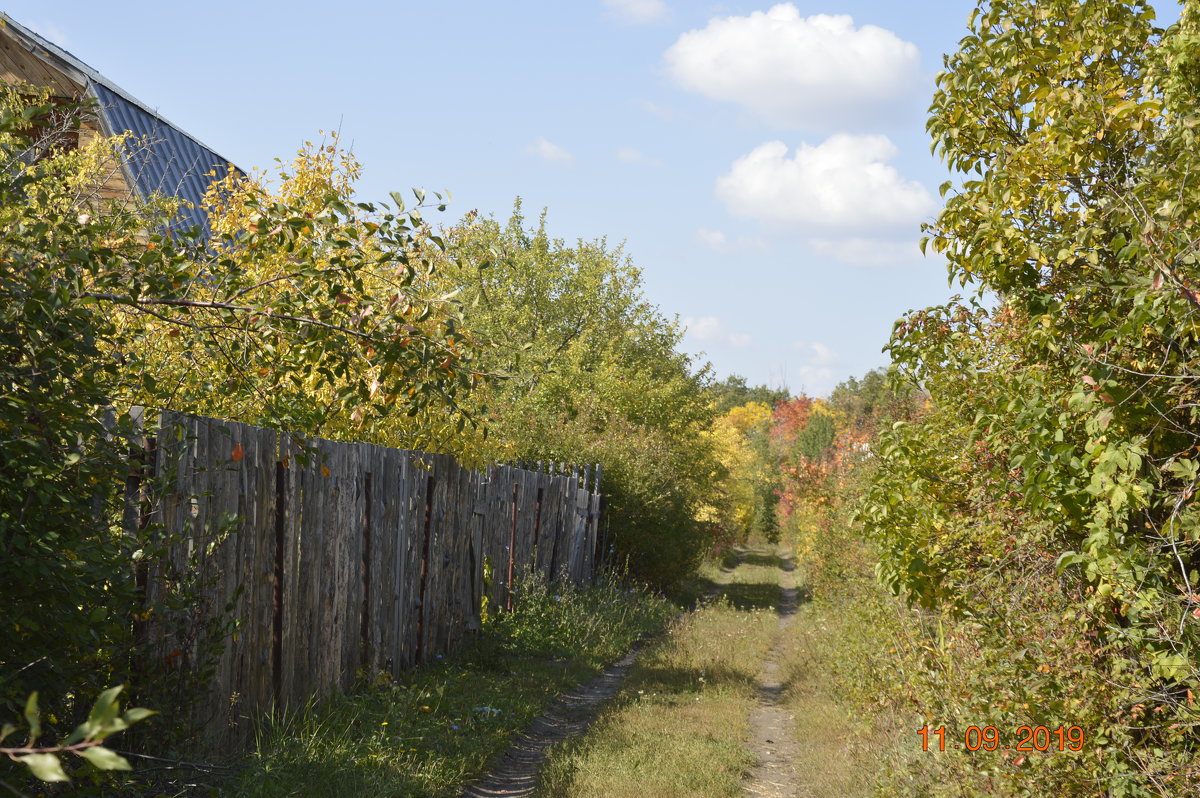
[128,409,604,753]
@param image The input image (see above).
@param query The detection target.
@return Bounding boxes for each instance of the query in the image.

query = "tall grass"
[488,571,675,669]
[88,574,674,798]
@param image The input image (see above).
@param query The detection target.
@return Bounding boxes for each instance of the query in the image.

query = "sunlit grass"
[536,549,784,797]
[218,574,675,798]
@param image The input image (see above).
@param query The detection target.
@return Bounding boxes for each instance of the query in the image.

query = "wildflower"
[381,721,388,726]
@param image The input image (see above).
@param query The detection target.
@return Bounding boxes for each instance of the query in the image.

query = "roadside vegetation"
[12,2,1200,796]
[217,574,675,798]
[0,81,718,790]
[536,553,783,798]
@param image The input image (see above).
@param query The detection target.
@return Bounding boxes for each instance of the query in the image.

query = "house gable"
[0,14,241,235]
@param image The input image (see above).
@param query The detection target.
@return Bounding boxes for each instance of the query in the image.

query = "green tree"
[0,87,479,724]
[860,1,1200,791]
[706,374,788,415]
[441,203,720,586]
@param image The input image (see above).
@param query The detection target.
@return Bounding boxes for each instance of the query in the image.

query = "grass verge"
[221,573,674,798]
[71,574,674,798]
[776,570,914,797]
[535,548,784,798]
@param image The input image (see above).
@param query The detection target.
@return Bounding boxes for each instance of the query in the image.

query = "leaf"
[321,464,330,478]
[80,745,132,771]
[231,443,244,462]
[19,753,69,782]
[121,707,156,725]
[86,686,124,737]
[24,692,40,743]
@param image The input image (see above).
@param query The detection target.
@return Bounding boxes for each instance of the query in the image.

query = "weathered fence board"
[134,410,604,754]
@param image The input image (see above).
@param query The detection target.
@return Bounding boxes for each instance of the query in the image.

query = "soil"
[744,553,802,797]
[458,645,644,797]
[460,548,801,797]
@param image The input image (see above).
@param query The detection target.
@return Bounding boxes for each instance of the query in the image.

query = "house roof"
[0,13,242,236]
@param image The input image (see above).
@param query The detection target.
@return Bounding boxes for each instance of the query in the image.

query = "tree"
[706,374,788,415]
[703,402,776,544]
[0,87,481,725]
[438,203,721,586]
[860,1,1200,791]
[124,132,478,445]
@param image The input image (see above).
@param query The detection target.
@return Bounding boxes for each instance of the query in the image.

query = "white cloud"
[809,237,924,266]
[686,315,724,343]
[683,315,752,349]
[794,365,835,395]
[716,134,935,236]
[696,227,768,254]
[696,228,728,249]
[663,5,920,129]
[604,0,668,24]
[729,332,753,349]
[639,99,679,120]
[525,136,574,165]
[616,146,661,166]
[787,342,840,394]
[793,341,837,366]
[26,20,69,47]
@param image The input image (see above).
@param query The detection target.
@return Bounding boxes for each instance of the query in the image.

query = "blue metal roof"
[90,83,236,236]
[2,13,242,237]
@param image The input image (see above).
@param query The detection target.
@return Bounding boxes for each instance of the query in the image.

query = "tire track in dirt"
[745,552,802,798]
[459,548,749,797]
[459,644,646,798]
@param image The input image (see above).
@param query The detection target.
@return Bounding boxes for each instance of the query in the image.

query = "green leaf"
[18,752,69,782]
[80,745,132,771]
[86,685,124,737]
[121,707,156,725]
[64,720,91,746]
[24,691,40,743]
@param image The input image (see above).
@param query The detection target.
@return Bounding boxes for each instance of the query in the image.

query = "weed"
[537,549,783,798]
[213,574,673,798]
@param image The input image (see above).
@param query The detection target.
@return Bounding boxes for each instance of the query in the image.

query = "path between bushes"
[459,547,803,797]
[744,555,802,797]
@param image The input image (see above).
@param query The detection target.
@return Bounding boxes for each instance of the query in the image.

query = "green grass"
[535,548,786,798]
[67,574,674,798]
[218,573,675,798]
[775,531,922,798]
[776,592,909,798]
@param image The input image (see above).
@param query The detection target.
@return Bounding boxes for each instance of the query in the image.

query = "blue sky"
[6,1,1182,396]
